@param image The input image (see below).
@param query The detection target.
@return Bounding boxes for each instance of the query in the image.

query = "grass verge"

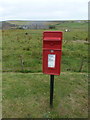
[2,72,88,118]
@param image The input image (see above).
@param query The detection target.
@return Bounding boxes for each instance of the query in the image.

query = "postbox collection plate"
[48,54,56,68]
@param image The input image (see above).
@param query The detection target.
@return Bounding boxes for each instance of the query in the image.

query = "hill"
[1,20,88,30]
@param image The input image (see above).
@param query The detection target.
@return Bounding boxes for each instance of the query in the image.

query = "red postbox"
[42,31,63,75]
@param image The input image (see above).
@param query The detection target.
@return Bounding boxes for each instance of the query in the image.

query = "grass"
[2,21,88,118]
[0,29,2,119]
[2,72,88,118]
[2,27,88,73]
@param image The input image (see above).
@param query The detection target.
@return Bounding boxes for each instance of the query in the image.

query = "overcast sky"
[0,0,89,21]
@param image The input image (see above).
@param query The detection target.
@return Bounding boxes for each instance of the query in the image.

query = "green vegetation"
[2,21,88,73]
[2,72,88,118]
[49,25,56,29]
[2,21,88,118]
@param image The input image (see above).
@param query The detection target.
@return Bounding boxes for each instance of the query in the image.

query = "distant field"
[2,72,88,118]
[6,20,32,25]
[2,21,88,73]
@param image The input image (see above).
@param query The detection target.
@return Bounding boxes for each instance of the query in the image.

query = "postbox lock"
[50,50,54,53]
[51,43,54,46]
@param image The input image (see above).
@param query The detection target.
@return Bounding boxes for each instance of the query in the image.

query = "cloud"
[0,0,88,21]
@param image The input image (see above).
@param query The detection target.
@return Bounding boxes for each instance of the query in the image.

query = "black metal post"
[50,75,54,107]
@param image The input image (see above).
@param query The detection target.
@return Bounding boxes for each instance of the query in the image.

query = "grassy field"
[2,21,88,73]
[0,29,2,119]
[2,72,88,118]
[2,21,88,118]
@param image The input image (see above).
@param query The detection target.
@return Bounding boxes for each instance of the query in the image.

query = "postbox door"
[43,50,62,75]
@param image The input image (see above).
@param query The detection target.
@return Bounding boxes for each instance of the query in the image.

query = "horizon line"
[0,19,88,22]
